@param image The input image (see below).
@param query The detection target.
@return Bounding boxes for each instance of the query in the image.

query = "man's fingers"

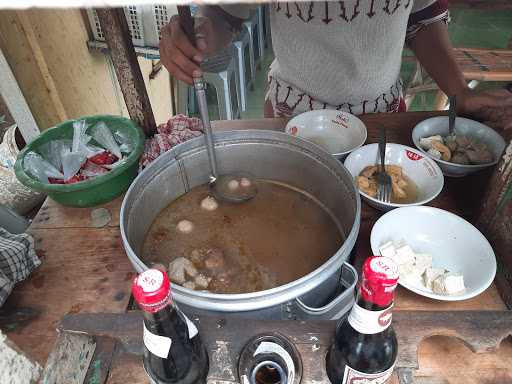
[169,15,202,60]
[172,48,202,78]
[195,16,215,54]
[159,17,203,81]
[165,61,193,85]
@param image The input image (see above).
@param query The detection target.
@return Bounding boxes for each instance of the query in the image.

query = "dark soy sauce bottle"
[326,256,399,383]
[132,269,208,384]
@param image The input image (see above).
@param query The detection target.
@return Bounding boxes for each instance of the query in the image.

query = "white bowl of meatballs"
[412,116,506,177]
[344,143,444,211]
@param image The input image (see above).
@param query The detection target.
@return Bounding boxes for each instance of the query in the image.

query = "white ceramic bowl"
[370,206,497,301]
[285,110,367,160]
[344,143,444,211]
[412,116,506,177]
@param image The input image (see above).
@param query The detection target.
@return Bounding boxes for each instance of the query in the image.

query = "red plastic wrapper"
[89,151,118,166]
[49,174,89,184]
[81,160,109,177]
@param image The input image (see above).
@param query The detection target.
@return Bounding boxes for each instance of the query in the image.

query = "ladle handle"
[194,78,218,180]
[177,6,196,47]
[177,5,219,181]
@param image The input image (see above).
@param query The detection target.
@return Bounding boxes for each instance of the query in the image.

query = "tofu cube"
[414,253,433,275]
[379,241,396,259]
[420,135,443,150]
[427,148,442,160]
[399,261,423,286]
[394,243,416,265]
[444,273,465,294]
[422,267,446,290]
[432,272,465,295]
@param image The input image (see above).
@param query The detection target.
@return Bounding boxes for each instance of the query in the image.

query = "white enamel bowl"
[370,206,497,301]
[344,143,444,211]
[412,116,506,177]
[285,110,367,160]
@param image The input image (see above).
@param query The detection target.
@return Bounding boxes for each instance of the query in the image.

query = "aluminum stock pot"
[121,130,360,319]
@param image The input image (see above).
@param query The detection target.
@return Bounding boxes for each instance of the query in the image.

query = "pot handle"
[292,262,357,320]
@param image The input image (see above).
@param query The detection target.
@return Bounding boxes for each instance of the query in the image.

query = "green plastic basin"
[14,115,145,208]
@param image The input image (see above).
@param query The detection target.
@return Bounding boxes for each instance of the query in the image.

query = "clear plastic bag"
[72,120,90,153]
[38,139,71,170]
[81,160,108,178]
[82,143,105,159]
[113,130,133,154]
[61,149,86,181]
[56,120,90,180]
[90,122,122,159]
[24,152,64,183]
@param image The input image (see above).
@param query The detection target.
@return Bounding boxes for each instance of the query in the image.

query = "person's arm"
[406,0,469,101]
[408,22,470,102]
[160,5,247,84]
[406,0,512,131]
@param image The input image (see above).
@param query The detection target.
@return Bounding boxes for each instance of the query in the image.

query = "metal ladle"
[177,6,257,203]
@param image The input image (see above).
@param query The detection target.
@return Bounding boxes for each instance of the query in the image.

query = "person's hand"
[159,15,216,85]
[459,87,512,132]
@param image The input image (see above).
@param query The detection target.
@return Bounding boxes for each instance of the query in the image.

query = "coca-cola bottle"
[326,256,399,383]
[132,269,209,384]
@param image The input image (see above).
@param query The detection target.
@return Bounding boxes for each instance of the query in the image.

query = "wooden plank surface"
[1,112,508,383]
[96,8,156,136]
[59,311,512,384]
[29,195,122,230]
[1,227,134,364]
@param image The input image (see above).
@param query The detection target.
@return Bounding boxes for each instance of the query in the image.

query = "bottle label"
[348,303,393,334]
[342,363,394,384]
[254,342,295,384]
[143,322,172,358]
[183,314,199,339]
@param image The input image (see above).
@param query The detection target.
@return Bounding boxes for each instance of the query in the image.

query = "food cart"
[1,4,512,384]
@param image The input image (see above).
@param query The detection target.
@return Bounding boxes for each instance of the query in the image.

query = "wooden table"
[1,112,511,383]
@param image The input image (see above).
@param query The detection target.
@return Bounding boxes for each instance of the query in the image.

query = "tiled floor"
[241,8,512,119]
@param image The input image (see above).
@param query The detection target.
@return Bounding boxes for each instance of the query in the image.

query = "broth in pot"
[142,180,344,294]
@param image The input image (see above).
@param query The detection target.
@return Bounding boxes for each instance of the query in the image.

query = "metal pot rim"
[121,130,361,311]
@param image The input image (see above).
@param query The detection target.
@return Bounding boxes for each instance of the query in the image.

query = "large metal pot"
[121,130,360,319]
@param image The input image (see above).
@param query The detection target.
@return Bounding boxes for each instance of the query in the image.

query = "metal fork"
[376,126,392,203]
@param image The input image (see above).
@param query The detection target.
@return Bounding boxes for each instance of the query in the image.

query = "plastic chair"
[404,47,512,110]
[177,47,241,120]
[243,17,258,87]
[233,29,252,111]
[256,6,265,65]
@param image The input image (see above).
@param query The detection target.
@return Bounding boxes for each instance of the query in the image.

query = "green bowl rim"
[14,115,146,193]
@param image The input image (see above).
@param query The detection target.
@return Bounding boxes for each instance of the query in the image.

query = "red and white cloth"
[139,115,204,170]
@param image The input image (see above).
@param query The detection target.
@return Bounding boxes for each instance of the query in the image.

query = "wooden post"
[0,47,40,142]
[95,8,156,137]
[477,138,512,308]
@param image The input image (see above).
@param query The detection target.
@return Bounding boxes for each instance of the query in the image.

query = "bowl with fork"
[344,143,444,211]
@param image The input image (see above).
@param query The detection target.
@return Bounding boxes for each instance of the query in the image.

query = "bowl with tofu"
[285,110,367,160]
[412,116,506,177]
[370,206,496,301]
[344,143,444,211]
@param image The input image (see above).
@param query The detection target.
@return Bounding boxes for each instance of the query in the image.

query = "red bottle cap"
[360,256,399,307]
[132,269,173,313]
